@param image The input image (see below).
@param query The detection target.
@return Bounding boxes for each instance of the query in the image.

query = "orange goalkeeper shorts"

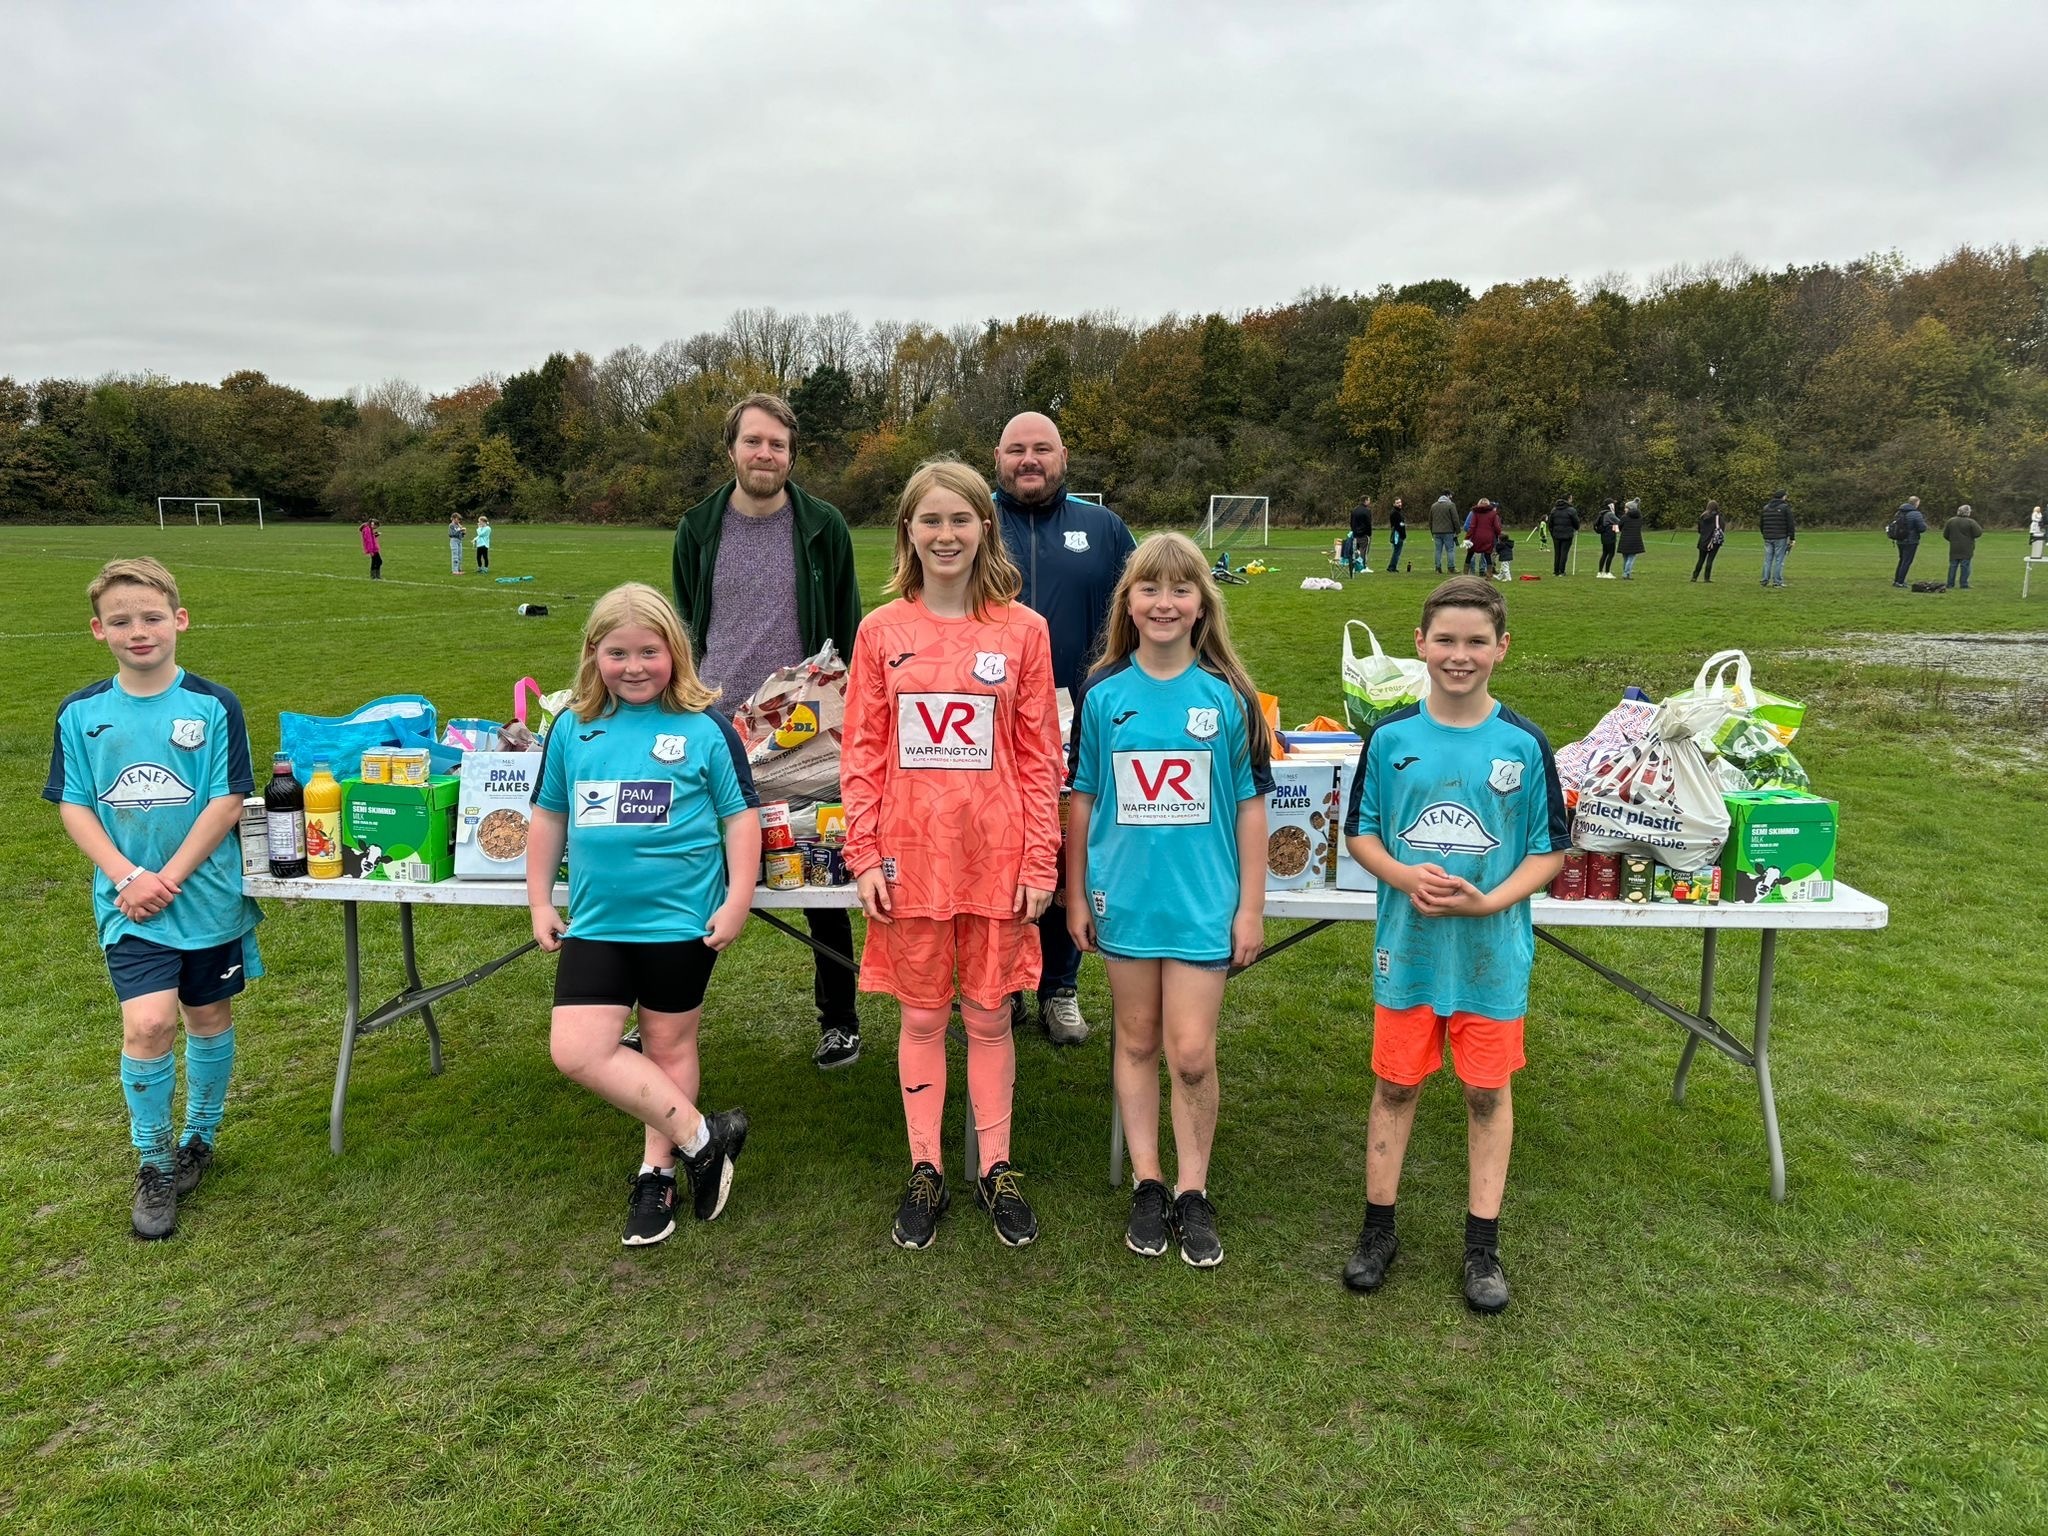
[859,913,1042,1011]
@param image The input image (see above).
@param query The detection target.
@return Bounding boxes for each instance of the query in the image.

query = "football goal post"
[1069,492,1104,505]
[157,496,265,528]
[1203,494,1268,549]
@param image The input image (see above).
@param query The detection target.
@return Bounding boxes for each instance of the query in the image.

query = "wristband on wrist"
[115,868,144,894]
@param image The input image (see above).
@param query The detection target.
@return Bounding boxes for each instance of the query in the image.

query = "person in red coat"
[1466,499,1504,577]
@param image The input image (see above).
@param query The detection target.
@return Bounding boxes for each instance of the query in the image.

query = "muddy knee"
[1463,1084,1504,1121]
[1374,1078,1421,1109]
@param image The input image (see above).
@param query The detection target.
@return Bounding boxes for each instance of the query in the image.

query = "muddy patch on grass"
[1788,631,2048,684]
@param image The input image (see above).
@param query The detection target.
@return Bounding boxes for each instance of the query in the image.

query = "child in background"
[44,558,264,1240]
[1340,576,1568,1313]
[1065,532,1271,1267]
[474,514,492,573]
[527,583,761,1248]
[360,518,382,580]
[841,459,1062,1251]
[448,513,465,575]
[1494,531,1515,581]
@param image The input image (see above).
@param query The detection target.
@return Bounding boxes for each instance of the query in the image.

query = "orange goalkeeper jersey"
[841,596,1062,919]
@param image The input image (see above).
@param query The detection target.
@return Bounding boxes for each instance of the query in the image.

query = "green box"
[1718,791,1836,903]
[342,775,458,883]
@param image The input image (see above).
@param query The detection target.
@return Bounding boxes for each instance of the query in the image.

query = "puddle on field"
[1786,632,2048,685]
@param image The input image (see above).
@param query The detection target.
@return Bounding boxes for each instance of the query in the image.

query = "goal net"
[1203,494,1268,549]
[1068,492,1104,505]
[157,497,265,528]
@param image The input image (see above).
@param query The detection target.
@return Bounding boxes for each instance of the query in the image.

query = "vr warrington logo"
[1398,801,1499,856]
[99,763,196,811]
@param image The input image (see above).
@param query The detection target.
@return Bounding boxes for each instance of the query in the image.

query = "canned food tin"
[389,749,431,787]
[359,750,392,784]
[1549,848,1587,901]
[804,843,844,887]
[760,801,794,852]
[763,848,805,890]
[1621,853,1655,904]
[1587,851,1622,901]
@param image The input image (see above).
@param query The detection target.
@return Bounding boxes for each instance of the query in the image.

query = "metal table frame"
[246,878,1887,1198]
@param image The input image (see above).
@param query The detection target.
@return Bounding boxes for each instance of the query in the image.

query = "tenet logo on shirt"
[897,693,994,770]
[1112,750,1212,826]
[99,762,196,811]
[1398,800,1499,856]
[574,780,673,826]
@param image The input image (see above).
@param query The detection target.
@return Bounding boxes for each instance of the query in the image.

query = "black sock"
[1466,1212,1500,1252]
[1365,1201,1396,1234]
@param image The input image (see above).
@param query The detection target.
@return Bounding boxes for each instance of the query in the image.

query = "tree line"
[4,245,2044,530]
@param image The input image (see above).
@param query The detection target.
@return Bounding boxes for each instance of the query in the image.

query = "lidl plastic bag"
[730,642,849,807]
[1571,696,1733,865]
[1341,621,1430,734]
[1667,650,1805,744]
[279,694,436,773]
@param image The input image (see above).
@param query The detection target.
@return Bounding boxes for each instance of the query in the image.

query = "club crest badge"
[1488,758,1524,794]
[650,734,687,764]
[1398,801,1500,857]
[170,718,206,750]
[1064,530,1090,552]
[1185,707,1220,740]
[972,651,1007,685]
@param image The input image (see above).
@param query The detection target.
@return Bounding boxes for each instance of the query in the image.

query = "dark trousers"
[808,906,858,1030]
[369,553,382,579]
[1038,900,1081,998]
[1553,535,1573,575]
[477,545,490,571]
[1893,542,1919,584]
[1598,535,1617,573]
[1388,531,1405,570]
[1691,546,1718,580]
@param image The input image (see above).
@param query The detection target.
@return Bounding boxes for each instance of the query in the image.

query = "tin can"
[1587,851,1622,901]
[813,802,847,842]
[240,795,269,877]
[760,801,794,852]
[1621,853,1654,904]
[1548,848,1587,901]
[804,843,844,887]
[389,749,431,787]
[763,848,804,890]
[359,750,392,784]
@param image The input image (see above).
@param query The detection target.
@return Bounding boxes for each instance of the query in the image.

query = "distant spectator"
[1943,504,1984,590]
[1467,499,1503,577]
[1594,500,1622,578]
[1890,495,1929,589]
[1758,490,1795,588]
[1546,497,1580,576]
[1429,493,1459,572]
[1345,496,1373,573]
[1494,530,1516,580]
[1691,502,1724,583]
[2031,505,2045,559]
[1618,499,1646,579]
[359,518,382,581]
[474,514,493,573]
[448,514,465,575]
[1387,498,1408,573]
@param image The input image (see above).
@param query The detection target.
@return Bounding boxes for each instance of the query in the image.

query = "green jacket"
[671,479,863,665]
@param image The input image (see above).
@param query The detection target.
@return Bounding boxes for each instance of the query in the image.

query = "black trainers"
[131,1164,177,1241]
[813,1026,861,1071]
[1463,1246,1510,1314]
[891,1162,949,1249]
[173,1134,214,1197]
[621,1169,678,1247]
[976,1160,1038,1247]
[1125,1178,1171,1257]
[1173,1189,1223,1268]
[1343,1222,1399,1292]
[680,1109,749,1222]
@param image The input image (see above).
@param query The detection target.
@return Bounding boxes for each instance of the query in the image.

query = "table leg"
[1756,929,1785,1202]
[1108,1012,1125,1190]
[1673,929,1717,1104]
[331,901,361,1156]
[398,901,443,1076]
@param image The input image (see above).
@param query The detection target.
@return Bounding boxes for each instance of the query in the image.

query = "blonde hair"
[1091,531,1271,774]
[568,583,720,719]
[887,458,1022,619]
[88,557,181,615]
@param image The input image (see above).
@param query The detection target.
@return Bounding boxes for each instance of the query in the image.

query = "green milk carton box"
[342,774,458,883]
[1718,790,1836,904]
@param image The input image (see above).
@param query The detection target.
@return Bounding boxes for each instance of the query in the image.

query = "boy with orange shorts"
[1339,576,1567,1312]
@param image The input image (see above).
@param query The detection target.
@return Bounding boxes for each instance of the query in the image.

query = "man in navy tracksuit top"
[992,411,1138,1045]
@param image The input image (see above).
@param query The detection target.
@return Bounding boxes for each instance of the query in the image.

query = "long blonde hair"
[886,458,1022,620]
[1092,531,1271,774]
[568,582,720,719]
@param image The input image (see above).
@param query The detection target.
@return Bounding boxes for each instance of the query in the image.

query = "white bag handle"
[1691,649,1754,702]
[1344,620,1388,666]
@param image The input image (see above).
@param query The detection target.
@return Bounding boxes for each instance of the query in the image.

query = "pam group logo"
[574,780,674,826]
[1112,749,1212,826]
[897,692,993,770]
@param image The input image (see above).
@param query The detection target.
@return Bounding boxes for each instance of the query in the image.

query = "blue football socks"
[121,1051,177,1170]
[181,1027,237,1146]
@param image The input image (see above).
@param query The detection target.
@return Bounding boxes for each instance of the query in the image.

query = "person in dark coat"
[1546,497,1579,575]
[1618,498,1647,579]
[1891,495,1930,588]
[1691,502,1724,583]
[1467,499,1503,576]
[1758,490,1795,587]
[1386,498,1407,573]
[1345,496,1374,573]
[1942,504,1984,589]
[1594,500,1621,577]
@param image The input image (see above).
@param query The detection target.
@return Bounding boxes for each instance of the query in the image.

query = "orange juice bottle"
[306,762,344,879]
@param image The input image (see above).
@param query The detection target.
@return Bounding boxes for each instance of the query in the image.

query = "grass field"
[3,520,2044,1535]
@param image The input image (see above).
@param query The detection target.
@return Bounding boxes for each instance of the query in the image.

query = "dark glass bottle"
[265,752,308,878]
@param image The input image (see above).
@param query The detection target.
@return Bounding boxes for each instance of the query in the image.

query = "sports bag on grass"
[1571,696,1733,865]
[1341,621,1430,733]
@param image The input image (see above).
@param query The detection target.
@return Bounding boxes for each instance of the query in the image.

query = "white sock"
[678,1119,710,1157]
[638,1162,676,1178]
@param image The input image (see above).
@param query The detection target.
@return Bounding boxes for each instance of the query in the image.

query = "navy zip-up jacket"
[993,485,1138,694]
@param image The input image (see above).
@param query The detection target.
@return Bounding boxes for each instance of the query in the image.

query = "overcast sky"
[5,1,2045,398]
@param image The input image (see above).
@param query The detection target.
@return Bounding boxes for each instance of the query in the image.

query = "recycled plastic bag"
[1571,696,1733,865]
[1667,650,1805,744]
[279,694,436,772]
[1341,621,1430,734]
[730,642,848,807]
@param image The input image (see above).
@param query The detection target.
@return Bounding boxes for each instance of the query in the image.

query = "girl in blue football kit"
[1065,532,1272,1267]
[528,583,762,1248]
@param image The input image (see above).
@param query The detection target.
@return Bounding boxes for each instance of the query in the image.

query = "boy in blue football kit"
[1341,576,1567,1312]
[44,558,263,1240]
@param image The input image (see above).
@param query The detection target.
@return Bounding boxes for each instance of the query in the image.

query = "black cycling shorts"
[552,936,718,1014]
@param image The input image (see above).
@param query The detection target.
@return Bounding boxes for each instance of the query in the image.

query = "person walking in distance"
[1758,489,1795,587]
[1429,493,1459,573]
[990,411,1137,1046]
[1942,504,1983,590]
[1387,498,1408,573]
[1546,496,1580,576]
[672,393,867,1070]
[1691,502,1724,583]
[360,519,383,580]
[1890,495,1930,588]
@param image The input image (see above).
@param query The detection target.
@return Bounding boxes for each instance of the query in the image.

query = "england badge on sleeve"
[170,718,206,749]
[651,734,687,764]
[972,651,1007,684]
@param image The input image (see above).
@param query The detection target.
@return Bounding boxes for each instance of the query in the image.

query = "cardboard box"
[1333,749,1374,891]
[343,774,457,883]
[1264,760,1338,891]
[1718,790,1836,903]
[455,752,541,878]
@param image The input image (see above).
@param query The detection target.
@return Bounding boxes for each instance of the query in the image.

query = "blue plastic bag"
[278,695,438,773]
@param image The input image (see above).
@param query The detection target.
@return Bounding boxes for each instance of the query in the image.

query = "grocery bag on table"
[1553,697,1657,805]
[1665,649,1806,744]
[1341,621,1430,734]
[280,694,437,772]
[730,642,848,807]
[1571,697,1733,865]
